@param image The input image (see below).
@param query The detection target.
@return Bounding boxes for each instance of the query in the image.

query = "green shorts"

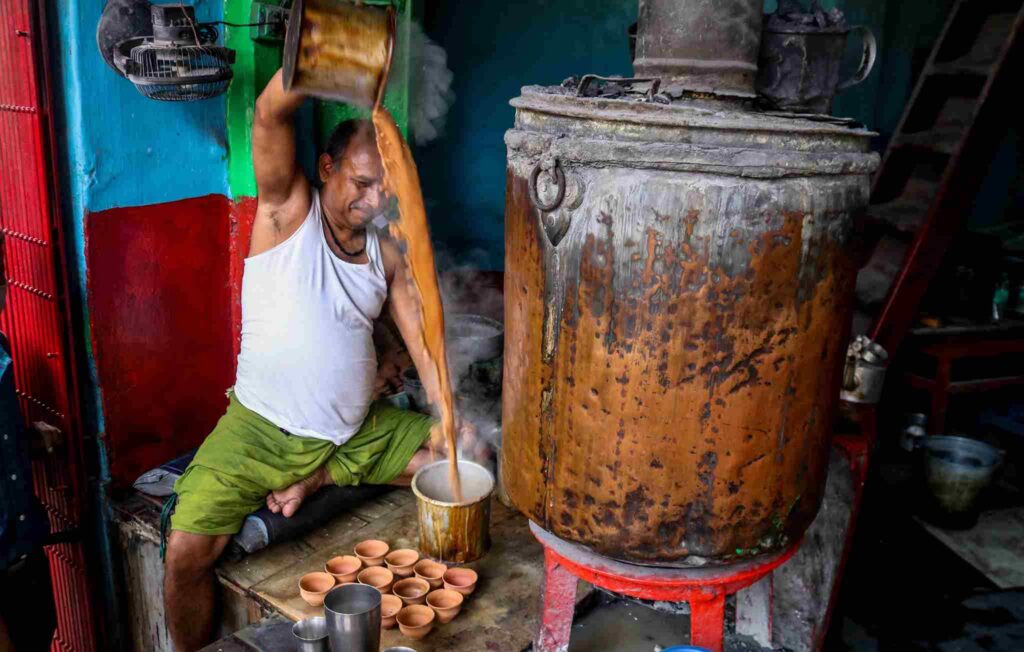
[169,393,433,536]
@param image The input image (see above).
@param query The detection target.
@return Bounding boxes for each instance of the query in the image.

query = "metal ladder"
[858,0,1024,355]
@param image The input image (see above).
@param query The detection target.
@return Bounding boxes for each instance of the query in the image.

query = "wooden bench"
[113,487,583,651]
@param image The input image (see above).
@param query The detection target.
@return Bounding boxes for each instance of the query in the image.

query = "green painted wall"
[225,0,284,198]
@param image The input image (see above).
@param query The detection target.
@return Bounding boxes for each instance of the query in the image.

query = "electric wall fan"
[99,1,236,101]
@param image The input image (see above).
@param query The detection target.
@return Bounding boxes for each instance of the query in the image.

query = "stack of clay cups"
[355,540,395,594]
[394,559,480,640]
[426,566,476,625]
[298,539,480,642]
[298,539,395,608]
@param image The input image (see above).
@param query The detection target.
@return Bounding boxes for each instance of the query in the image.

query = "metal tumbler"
[292,616,329,652]
[324,583,382,652]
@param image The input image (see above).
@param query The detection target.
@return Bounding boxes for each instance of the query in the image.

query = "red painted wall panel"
[86,195,234,487]
[229,196,257,363]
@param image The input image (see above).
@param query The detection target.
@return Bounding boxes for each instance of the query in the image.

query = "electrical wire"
[199,20,284,28]
[179,0,207,49]
[173,1,283,50]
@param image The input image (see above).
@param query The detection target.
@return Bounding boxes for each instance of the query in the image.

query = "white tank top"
[234,189,388,445]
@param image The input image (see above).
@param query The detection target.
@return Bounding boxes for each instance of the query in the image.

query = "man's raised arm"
[250,69,311,253]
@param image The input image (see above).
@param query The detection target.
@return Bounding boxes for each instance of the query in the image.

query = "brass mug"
[282,0,396,109]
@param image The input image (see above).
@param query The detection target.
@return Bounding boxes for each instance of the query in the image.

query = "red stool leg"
[535,548,578,652]
[689,590,726,652]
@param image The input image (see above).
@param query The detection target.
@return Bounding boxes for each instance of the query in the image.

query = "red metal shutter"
[0,1,98,650]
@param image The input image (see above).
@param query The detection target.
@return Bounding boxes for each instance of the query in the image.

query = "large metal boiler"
[500,0,879,564]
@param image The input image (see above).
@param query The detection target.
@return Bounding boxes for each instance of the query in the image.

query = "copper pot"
[282,0,395,109]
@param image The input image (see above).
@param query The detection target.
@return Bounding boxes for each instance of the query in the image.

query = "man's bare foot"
[266,466,331,518]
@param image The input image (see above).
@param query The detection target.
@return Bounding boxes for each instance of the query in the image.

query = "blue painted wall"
[53,0,229,428]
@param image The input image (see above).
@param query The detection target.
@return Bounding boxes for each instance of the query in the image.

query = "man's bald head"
[324,119,376,168]
[318,119,385,232]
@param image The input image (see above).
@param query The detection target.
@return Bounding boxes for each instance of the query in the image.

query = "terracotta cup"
[298,571,336,607]
[354,539,390,567]
[324,555,362,583]
[396,604,435,640]
[380,594,403,629]
[442,568,478,596]
[384,549,420,578]
[392,578,430,606]
[413,559,447,590]
[357,566,395,594]
[426,588,464,624]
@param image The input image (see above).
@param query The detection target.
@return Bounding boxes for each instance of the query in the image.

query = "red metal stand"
[531,522,801,652]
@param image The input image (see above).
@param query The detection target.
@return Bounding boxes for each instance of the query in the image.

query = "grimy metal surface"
[501,87,878,564]
[633,0,763,97]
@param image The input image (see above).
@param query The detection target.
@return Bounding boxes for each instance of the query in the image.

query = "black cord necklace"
[324,217,366,258]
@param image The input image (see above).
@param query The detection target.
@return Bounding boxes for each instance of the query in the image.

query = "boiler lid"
[507,84,879,178]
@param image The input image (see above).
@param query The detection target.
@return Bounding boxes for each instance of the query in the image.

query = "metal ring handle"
[529,161,566,212]
[838,26,877,91]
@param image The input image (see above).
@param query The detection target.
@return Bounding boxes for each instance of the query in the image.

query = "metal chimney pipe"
[633,0,764,97]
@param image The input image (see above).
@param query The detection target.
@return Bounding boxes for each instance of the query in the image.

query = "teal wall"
[416,0,1019,270]
[416,0,637,269]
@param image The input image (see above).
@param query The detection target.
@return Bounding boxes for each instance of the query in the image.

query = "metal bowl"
[446,313,503,365]
[918,435,1004,520]
[292,616,328,652]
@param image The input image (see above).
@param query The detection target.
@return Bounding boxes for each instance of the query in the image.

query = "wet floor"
[569,593,769,652]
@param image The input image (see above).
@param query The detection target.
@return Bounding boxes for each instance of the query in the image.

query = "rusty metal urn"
[500,0,878,565]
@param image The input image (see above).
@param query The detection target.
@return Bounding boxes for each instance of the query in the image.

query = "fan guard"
[122,42,235,101]
[111,4,236,102]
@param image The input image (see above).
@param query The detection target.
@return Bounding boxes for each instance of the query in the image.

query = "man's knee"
[165,531,229,582]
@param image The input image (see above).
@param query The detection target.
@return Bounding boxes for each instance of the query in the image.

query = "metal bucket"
[411,460,494,564]
[447,313,504,388]
[919,436,1004,528]
[446,313,504,367]
[282,0,396,108]
[324,583,381,652]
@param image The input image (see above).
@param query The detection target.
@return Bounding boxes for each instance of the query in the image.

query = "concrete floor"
[569,593,769,652]
[824,422,1024,652]
[568,589,1024,652]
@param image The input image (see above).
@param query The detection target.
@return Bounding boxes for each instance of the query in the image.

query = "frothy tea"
[372,106,462,502]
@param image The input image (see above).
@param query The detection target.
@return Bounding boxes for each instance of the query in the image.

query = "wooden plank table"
[115,486,585,651]
[238,488,579,651]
